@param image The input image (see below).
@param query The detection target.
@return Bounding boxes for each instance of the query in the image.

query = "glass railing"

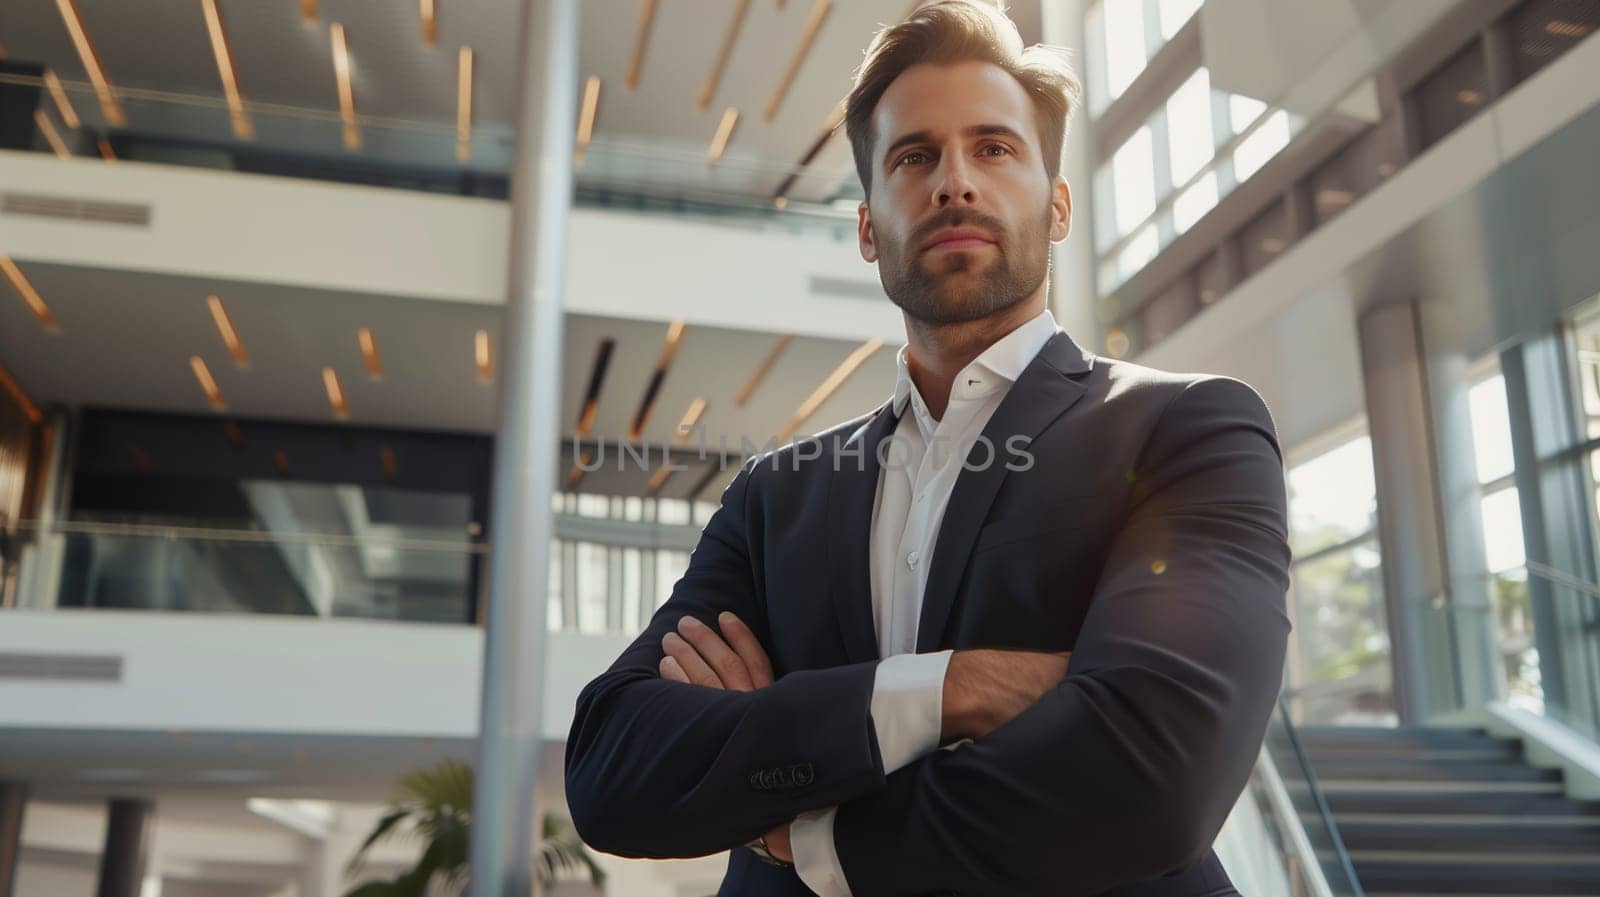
[4,519,485,624]
[1252,696,1365,897]
[0,70,861,239]
[1499,561,1600,746]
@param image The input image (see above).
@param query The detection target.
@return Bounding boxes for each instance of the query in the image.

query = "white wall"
[0,152,902,343]
[0,609,631,739]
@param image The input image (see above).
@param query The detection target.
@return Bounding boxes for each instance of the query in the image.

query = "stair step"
[1334,820,1600,853]
[1306,811,1600,827]
[1285,760,1561,782]
[1297,745,1523,762]
[1343,857,1600,894]
[1287,727,1513,750]
[1321,792,1600,817]
[1291,780,1564,795]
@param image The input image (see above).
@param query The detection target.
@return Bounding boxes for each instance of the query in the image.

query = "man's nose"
[933,154,979,207]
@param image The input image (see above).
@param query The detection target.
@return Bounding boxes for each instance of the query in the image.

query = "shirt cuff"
[791,807,850,897]
[869,649,953,775]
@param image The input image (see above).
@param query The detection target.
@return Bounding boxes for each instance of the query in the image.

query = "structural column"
[469,0,579,894]
[95,799,153,897]
[0,782,26,897]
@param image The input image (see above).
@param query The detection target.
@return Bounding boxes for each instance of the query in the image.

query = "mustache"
[910,208,1007,250]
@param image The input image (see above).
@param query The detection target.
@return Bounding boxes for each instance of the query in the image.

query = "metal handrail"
[10,518,489,555]
[1522,560,1600,603]
[1272,694,1366,897]
[1254,746,1337,897]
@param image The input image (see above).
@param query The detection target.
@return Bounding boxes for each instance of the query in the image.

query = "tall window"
[1285,433,1394,726]
[1468,369,1539,712]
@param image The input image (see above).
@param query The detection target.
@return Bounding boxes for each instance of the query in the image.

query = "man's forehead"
[873,60,1038,148]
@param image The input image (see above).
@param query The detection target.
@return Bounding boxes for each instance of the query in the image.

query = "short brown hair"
[844,0,1083,193]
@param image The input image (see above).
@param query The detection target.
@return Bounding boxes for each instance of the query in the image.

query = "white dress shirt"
[790,308,1062,896]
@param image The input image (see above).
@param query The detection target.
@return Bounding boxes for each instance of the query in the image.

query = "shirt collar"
[891,307,1060,419]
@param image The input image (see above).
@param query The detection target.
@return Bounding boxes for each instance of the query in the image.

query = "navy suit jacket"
[565,329,1291,897]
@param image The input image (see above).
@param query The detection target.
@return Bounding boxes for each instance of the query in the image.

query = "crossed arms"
[564,377,1292,895]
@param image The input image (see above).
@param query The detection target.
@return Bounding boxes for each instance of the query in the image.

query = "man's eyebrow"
[881,124,1029,167]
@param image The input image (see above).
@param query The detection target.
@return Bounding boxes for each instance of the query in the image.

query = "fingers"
[674,616,755,691]
[717,612,775,689]
[662,630,724,689]
[659,655,691,683]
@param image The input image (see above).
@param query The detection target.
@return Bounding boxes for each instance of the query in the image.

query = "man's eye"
[981,144,1011,156]
[899,151,929,167]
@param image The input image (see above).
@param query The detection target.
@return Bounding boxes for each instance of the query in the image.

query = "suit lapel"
[825,400,900,664]
[914,331,1095,652]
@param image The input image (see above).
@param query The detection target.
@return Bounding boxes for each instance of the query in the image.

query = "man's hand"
[658,612,792,863]
[942,648,1071,740]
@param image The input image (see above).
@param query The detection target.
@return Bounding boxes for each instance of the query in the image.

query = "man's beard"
[875,203,1051,326]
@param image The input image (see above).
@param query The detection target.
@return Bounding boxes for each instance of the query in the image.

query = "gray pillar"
[95,799,152,897]
[1358,302,1457,722]
[0,782,25,897]
[469,0,579,894]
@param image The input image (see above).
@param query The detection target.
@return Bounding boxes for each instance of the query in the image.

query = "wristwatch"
[747,833,794,867]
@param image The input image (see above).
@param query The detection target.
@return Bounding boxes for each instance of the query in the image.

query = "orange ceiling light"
[357,327,383,379]
[200,0,254,139]
[43,70,80,129]
[322,366,350,418]
[627,320,685,441]
[330,23,361,150]
[0,362,43,425]
[456,47,474,161]
[735,334,792,405]
[625,0,659,90]
[33,111,70,158]
[205,294,249,367]
[574,75,600,165]
[190,356,226,410]
[673,396,707,444]
[707,106,739,164]
[1,256,61,332]
[475,330,493,383]
[300,0,317,23]
[421,0,438,45]
[98,138,117,161]
[1546,20,1591,38]
[777,337,880,442]
[698,0,750,109]
[52,0,125,127]
[764,0,831,122]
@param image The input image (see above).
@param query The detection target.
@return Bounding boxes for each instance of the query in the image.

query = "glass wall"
[1283,432,1394,725]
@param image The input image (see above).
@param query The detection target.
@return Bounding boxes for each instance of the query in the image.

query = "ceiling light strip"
[763,0,831,122]
[697,0,750,109]
[33,111,71,159]
[97,138,117,161]
[358,327,383,379]
[628,320,685,441]
[575,75,600,165]
[0,256,62,332]
[330,23,361,150]
[475,330,493,383]
[205,294,250,367]
[322,366,349,418]
[707,107,739,163]
[673,396,707,444]
[52,0,125,127]
[421,0,438,45]
[200,0,253,139]
[735,334,792,406]
[43,71,81,129]
[576,338,616,436]
[456,46,473,161]
[190,356,226,410]
[300,0,317,22]
[624,0,659,91]
[646,463,674,494]
[777,337,881,442]
[0,362,44,425]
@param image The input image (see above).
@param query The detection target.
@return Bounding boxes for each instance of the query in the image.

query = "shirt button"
[907,551,920,570]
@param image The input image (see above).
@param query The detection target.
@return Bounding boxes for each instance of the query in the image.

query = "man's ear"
[1048,176,1072,244]
[857,202,878,263]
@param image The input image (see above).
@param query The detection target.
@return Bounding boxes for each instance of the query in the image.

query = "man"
[565,3,1290,895]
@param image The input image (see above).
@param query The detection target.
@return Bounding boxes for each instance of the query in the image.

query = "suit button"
[748,771,766,790]
[792,763,814,786]
[772,767,793,788]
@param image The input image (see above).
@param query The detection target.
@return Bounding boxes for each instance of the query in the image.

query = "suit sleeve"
[830,376,1293,896]
[564,455,887,859]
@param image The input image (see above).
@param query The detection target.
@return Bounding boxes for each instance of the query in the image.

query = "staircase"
[1283,726,1600,896]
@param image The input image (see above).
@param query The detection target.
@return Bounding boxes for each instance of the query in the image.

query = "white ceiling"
[0,259,903,498]
[0,0,1041,203]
